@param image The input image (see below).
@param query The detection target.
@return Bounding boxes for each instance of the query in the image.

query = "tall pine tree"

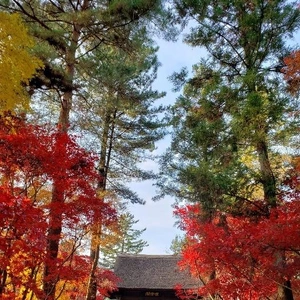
[158,1,300,298]
[77,40,166,299]
[158,0,300,214]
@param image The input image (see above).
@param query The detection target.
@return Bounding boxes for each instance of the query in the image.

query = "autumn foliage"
[0,12,42,111]
[0,113,118,299]
[175,173,300,299]
[283,50,300,94]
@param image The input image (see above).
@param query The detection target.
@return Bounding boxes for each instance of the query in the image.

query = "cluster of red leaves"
[0,115,115,225]
[56,253,119,300]
[283,50,300,94]
[0,114,118,298]
[0,186,47,298]
[175,197,300,299]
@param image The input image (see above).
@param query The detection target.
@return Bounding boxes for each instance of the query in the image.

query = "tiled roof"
[113,254,200,290]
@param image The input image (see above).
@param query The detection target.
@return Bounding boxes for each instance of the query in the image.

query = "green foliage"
[0,0,168,115]
[76,38,167,204]
[169,234,187,255]
[100,212,148,269]
[0,2,169,298]
[1,0,168,204]
[157,0,300,215]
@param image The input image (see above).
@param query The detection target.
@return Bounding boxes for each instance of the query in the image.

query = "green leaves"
[158,0,300,213]
[100,212,148,269]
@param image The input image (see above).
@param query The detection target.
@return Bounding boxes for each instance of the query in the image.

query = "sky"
[127,35,206,255]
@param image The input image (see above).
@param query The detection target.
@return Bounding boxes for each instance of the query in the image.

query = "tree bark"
[0,269,7,296]
[86,224,102,300]
[256,139,277,208]
[43,5,87,297]
[43,183,64,299]
[277,279,294,300]
[86,110,116,300]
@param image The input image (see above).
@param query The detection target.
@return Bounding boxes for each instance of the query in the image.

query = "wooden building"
[110,254,200,300]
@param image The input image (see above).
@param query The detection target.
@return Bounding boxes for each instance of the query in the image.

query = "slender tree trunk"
[275,251,294,300]
[86,223,102,300]
[21,267,36,300]
[43,78,72,300]
[43,182,64,299]
[256,141,293,299]
[0,269,7,295]
[86,112,111,300]
[86,109,117,300]
[58,91,73,132]
[277,279,294,300]
[43,12,86,298]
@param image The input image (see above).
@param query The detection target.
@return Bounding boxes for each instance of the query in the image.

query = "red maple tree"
[175,162,300,299]
[283,50,300,94]
[0,113,118,299]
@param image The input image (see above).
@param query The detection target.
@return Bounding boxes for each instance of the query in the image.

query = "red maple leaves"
[283,50,300,95]
[0,113,117,299]
[175,190,300,298]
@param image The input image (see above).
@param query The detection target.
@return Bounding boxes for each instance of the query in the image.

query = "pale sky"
[127,35,206,254]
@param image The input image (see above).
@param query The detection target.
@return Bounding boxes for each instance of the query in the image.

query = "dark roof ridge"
[117,253,180,258]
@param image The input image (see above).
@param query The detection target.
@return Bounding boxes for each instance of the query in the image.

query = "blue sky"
[127,35,206,254]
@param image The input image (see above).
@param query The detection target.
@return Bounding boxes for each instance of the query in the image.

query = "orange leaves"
[53,253,119,300]
[0,187,47,297]
[283,50,300,94]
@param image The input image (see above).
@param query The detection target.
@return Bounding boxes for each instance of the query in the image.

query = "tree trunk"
[277,279,294,300]
[43,14,85,298]
[275,250,294,300]
[43,183,64,299]
[86,224,102,300]
[256,141,295,299]
[256,139,276,208]
[0,269,7,296]
[86,110,116,300]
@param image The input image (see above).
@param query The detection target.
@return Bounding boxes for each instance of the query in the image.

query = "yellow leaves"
[1,243,43,300]
[0,12,43,112]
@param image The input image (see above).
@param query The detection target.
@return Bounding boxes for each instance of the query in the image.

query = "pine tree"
[100,212,148,270]
[75,38,166,299]
[158,1,300,298]
[76,40,166,204]
[169,235,186,255]
[158,0,300,213]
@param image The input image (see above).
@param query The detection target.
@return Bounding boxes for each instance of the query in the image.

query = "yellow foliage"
[0,12,42,112]
[1,244,43,299]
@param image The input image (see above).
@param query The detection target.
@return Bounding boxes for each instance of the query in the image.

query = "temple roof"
[113,254,200,290]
